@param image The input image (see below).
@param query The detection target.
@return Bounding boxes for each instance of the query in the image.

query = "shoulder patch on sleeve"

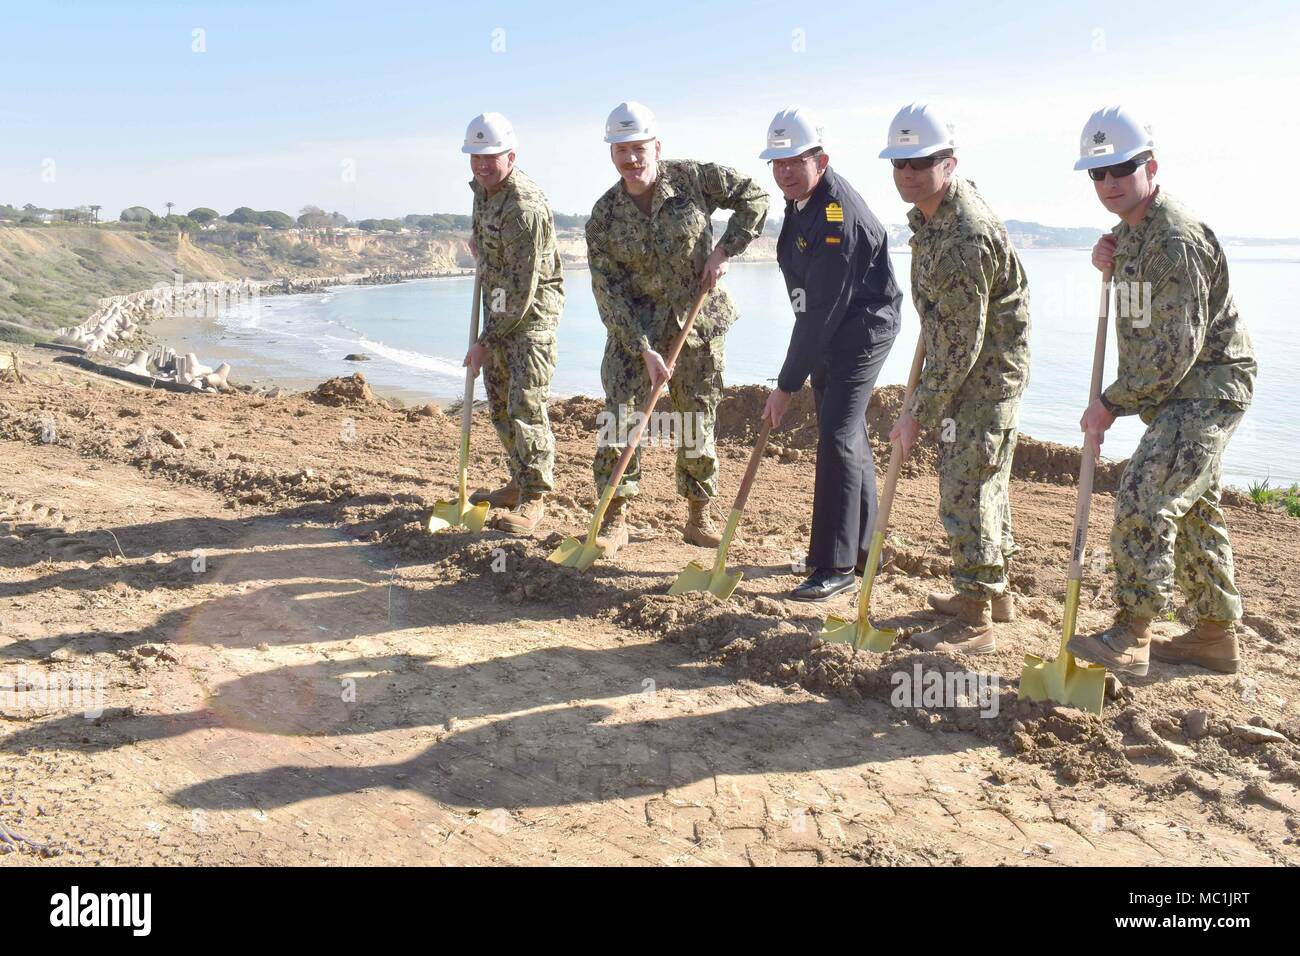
[699,162,726,196]
[1142,244,1181,286]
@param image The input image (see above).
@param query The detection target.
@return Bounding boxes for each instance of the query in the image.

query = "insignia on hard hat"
[476,132,485,139]
[620,120,634,128]
[900,129,910,135]
[1093,131,1107,144]
[774,128,786,136]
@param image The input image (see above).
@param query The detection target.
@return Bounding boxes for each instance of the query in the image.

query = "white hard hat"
[462,112,517,155]
[1074,105,1155,170]
[878,103,956,159]
[604,101,657,144]
[759,106,825,160]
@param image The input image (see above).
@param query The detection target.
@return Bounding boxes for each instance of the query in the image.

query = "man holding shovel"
[586,101,768,557]
[461,112,565,534]
[759,106,902,601]
[884,103,1031,655]
[1066,106,1257,677]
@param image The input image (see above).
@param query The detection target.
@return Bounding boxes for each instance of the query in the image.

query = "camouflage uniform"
[470,167,564,495]
[586,159,768,500]
[907,177,1031,599]
[1099,189,1256,621]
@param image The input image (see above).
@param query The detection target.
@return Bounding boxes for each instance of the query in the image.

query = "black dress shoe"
[789,568,856,602]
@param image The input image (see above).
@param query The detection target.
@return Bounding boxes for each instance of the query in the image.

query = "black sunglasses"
[890,151,953,171]
[1087,153,1152,182]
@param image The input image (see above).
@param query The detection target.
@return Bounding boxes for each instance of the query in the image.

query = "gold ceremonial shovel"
[549,289,708,571]
[1019,271,1113,714]
[427,271,491,533]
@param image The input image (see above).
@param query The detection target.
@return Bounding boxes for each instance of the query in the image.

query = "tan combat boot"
[493,494,545,535]
[683,499,722,548]
[1150,619,1241,674]
[928,590,1015,623]
[1067,613,1153,676]
[594,496,629,558]
[914,596,996,655]
[470,481,520,509]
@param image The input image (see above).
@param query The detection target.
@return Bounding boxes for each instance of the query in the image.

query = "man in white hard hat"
[461,111,565,534]
[1065,105,1257,677]
[883,103,1031,655]
[584,100,769,557]
[759,106,902,601]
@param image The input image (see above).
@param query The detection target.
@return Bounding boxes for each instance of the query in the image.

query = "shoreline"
[40,264,1287,492]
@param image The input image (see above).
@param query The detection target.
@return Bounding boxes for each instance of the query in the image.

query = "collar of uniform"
[615,163,677,217]
[468,167,518,202]
[649,164,679,216]
[907,175,962,235]
[807,166,836,213]
[1111,186,1166,243]
[789,167,834,218]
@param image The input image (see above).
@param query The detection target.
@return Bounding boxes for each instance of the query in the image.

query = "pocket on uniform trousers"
[978,427,1011,476]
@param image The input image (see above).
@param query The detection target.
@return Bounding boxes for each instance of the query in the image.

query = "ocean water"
[212,247,1300,488]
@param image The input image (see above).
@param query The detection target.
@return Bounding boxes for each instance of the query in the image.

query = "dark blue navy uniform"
[776,166,902,571]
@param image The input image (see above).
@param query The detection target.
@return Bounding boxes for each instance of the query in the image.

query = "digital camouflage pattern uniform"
[907,177,1031,599]
[470,167,564,496]
[1099,189,1256,622]
[586,159,768,501]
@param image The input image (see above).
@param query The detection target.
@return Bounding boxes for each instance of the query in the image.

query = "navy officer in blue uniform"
[760,107,903,601]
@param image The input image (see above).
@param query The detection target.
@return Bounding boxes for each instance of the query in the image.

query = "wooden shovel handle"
[731,418,772,514]
[874,334,927,534]
[602,288,710,496]
[459,272,483,439]
[1067,269,1113,579]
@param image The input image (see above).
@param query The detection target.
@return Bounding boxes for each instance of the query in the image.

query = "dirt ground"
[1,348,1298,866]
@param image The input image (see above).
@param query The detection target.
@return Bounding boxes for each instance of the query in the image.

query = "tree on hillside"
[226,206,258,224]
[120,206,154,223]
[88,204,101,225]
[258,210,295,229]
[164,201,175,218]
[358,218,404,233]
[170,215,200,235]
[188,207,219,224]
[298,205,331,229]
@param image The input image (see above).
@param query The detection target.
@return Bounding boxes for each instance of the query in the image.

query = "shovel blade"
[426,499,490,534]
[821,614,898,654]
[547,534,602,571]
[820,613,860,649]
[860,624,900,654]
[1019,578,1107,714]
[1019,651,1107,715]
[668,561,744,599]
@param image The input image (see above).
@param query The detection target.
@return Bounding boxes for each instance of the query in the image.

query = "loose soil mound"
[309,372,377,406]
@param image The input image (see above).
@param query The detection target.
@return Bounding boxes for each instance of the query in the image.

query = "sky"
[2,0,1298,235]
